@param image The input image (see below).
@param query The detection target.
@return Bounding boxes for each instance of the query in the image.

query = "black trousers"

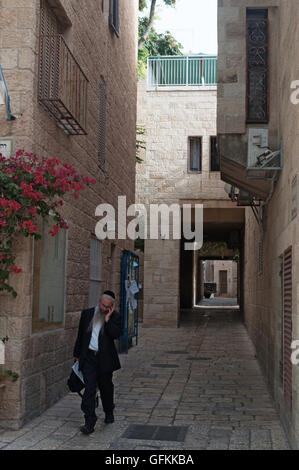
[81,350,114,426]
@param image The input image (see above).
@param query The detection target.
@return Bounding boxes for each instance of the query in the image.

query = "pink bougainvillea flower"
[7,201,22,211]
[0,198,8,208]
[49,225,60,237]
[9,266,22,274]
[29,207,38,216]
[21,220,39,234]
[0,150,96,297]
[60,218,69,230]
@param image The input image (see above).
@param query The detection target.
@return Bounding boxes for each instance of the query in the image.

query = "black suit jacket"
[73,307,122,374]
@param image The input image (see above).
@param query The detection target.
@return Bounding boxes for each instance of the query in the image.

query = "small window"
[188,137,202,172]
[210,136,220,172]
[89,237,102,308]
[109,0,119,36]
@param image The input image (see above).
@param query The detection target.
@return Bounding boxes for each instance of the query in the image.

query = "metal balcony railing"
[38,35,89,135]
[147,55,217,88]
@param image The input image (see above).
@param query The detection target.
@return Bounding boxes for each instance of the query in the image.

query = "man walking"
[73,290,122,435]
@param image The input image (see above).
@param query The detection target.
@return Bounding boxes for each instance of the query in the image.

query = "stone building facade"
[204,260,238,298]
[0,0,138,429]
[218,0,299,448]
[136,77,244,328]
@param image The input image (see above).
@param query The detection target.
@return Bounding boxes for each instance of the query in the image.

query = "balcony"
[147,55,217,89]
[38,35,88,135]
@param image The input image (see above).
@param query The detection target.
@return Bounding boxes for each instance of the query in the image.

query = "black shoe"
[104,412,114,424]
[80,424,95,435]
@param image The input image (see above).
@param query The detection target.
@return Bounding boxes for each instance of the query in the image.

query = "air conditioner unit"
[247,129,283,179]
[248,128,269,168]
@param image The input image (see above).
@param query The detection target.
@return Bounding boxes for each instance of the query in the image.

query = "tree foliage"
[138,0,182,78]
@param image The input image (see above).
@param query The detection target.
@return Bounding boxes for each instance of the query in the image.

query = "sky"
[153,0,218,55]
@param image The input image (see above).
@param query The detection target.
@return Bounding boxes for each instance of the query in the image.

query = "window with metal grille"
[246,8,269,123]
[210,136,220,172]
[98,76,107,171]
[89,237,103,308]
[188,137,202,172]
[38,0,89,135]
[283,246,292,409]
[109,0,119,36]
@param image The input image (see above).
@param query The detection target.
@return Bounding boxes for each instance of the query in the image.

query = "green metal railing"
[147,55,217,88]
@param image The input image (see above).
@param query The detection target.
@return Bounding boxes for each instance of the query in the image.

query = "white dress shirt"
[89,319,103,351]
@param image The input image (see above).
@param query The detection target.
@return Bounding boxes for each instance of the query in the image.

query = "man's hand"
[105,306,114,323]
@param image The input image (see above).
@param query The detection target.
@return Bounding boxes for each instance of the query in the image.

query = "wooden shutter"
[39,0,59,102]
[283,246,292,409]
[98,76,107,170]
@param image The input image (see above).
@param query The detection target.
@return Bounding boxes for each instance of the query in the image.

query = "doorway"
[219,269,228,295]
[197,259,239,308]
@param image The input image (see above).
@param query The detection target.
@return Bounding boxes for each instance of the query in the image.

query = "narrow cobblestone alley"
[0,311,290,450]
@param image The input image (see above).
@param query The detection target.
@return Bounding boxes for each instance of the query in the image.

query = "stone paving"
[197,297,238,307]
[0,309,290,450]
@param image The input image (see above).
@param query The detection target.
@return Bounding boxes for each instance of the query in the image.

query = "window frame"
[210,135,220,172]
[32,218,68,334]
[188,136,202,173]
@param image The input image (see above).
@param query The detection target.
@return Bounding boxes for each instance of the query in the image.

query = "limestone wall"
[137,80,225,205]
[136,79,232,327]
[0,0,138,428]
[218,0,299,448]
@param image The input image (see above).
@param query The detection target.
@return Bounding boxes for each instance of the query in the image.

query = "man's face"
[99,297,113,315]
